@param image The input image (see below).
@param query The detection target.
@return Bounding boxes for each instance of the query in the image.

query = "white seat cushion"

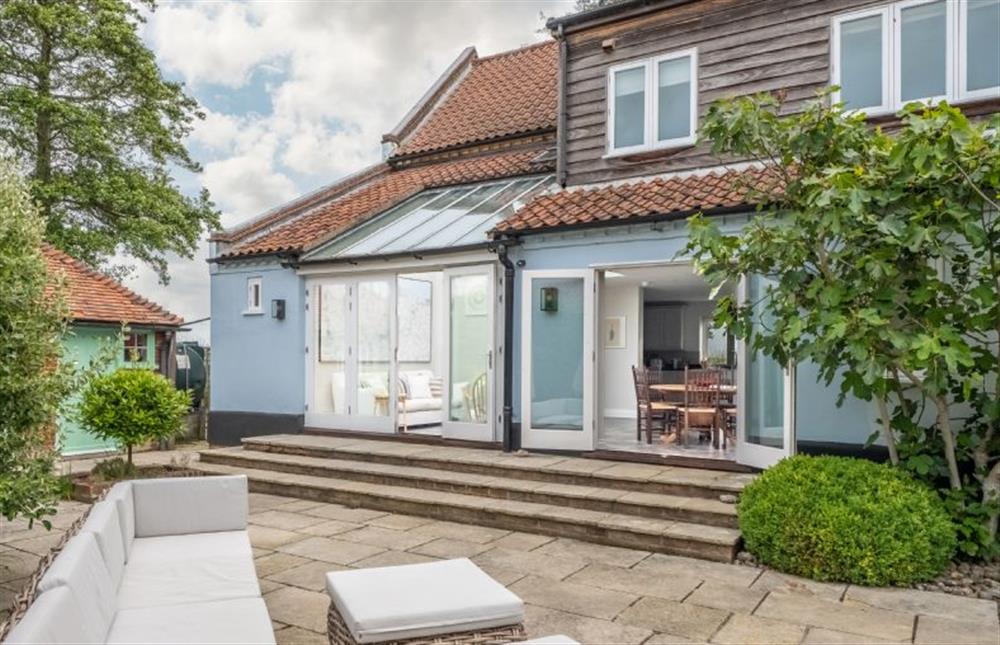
[80,500,126,589]
[37,533,115,643]
[117,531,260,610]
[3,586,93,644]
[104,482,135,561]
[106,597,275,644]
[132,475,248,538]
[402,397,442,412]
[326,558,524,644]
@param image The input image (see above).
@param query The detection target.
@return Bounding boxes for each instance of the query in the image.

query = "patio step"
[238,434,754,501]
[198,446,738,529]
[193,459,742,562]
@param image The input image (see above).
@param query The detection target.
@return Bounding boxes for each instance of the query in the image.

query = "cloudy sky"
[130,0,574,343]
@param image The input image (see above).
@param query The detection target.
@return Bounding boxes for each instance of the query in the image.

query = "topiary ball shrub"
[738,455,956,586]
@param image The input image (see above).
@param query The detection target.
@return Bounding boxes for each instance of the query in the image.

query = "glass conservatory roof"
[305,175,553,260]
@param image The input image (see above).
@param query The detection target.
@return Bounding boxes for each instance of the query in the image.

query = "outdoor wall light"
[271,299,286,320]
[540,287,558,312]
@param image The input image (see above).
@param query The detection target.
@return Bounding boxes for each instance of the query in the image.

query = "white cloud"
[137,0,574,341]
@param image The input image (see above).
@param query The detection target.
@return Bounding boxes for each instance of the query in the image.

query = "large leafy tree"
[0,0,218,282]
[0,157,70,529]
[687,94,999,555]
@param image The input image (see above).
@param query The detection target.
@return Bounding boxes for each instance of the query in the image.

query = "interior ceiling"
[602,264,734,301]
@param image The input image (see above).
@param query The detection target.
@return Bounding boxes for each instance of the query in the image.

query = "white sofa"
[4,475,274,644]
[398,370,444,426]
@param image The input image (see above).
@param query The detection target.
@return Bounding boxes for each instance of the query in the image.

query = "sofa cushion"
[106,597,275,644]
[79,500,126,589]
[404,371,434,400]
[132,475,247,538]
[37,533,115,643]
[326,558,523,644]
[3,586,93,645]
[104,482,135,560]
[117,531,260,610]
[402,397,442,413]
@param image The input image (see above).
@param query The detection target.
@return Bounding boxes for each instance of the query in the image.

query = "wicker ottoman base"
[327,601,526,645]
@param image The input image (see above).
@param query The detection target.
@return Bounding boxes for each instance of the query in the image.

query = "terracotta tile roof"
[41,245,183,327]
[393,41,558,157]
[224,147,552,258]
[495,167,782,234]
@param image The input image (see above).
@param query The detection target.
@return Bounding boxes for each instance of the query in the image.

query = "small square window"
[123,332,149,363]
[246,277,263,315]
[960,0,1000,100]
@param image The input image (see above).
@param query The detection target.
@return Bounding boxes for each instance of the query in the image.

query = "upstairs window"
[832,0,999,114]
[608,48,697,154]
[246,277,262,315]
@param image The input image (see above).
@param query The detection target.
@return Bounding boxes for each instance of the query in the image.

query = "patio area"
[2,494,997,645]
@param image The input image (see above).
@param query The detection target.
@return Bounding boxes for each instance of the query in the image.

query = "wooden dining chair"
[677,367,722,448]
[632,366,675,444]
[718,368,736,449]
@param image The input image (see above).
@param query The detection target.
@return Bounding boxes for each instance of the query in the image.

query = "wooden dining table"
[650,383,737,393]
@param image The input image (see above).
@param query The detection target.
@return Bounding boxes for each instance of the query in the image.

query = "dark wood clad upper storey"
[556,0,1000,187]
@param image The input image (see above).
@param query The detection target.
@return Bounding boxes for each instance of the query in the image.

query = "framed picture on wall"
[603,316,626,349]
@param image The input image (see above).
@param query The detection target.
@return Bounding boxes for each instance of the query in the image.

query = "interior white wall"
[600,281,642,418]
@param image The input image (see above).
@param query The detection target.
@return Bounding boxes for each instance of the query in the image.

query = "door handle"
[488,350,493,370]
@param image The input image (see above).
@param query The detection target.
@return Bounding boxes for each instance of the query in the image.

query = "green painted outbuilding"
[43,245,185,456]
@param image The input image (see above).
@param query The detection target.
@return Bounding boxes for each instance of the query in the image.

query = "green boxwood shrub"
[738,455,956,586]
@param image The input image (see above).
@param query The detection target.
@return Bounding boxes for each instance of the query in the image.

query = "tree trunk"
[983,460,1000,542]
[934,397,962,490]
[875,394,899,466]
[126,443,132,467]
[34,26,53,221]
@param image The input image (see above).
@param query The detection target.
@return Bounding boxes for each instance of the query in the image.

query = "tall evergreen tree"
[0,0,218,282]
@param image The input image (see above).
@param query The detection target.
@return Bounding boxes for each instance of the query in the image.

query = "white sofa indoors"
[3,475,274,644]
[397,369,444,426]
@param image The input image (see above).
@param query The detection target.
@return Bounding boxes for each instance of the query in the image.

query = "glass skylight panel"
[339,187,472,257]
[307,175,554,260]
[315,190,443,258]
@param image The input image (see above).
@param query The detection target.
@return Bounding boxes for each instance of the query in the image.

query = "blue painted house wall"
[507,215,879,451]
[209,259,305,443]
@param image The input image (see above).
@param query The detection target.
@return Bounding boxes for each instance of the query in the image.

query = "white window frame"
[958,0,1000,102]
[607,60,651,156]
[892,0,954,108]
[831,6,893,116]
[652,48,699,149]
[245,276,263,315]
[606,47,698,156]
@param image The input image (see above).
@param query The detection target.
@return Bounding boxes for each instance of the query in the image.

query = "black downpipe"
[497,243,518,452]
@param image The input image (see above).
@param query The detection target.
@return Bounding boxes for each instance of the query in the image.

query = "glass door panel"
[442,266,495,441]
[306,276,396,433]
[521,270,595,451]
[356,279,394,425]
[736,275,793,467]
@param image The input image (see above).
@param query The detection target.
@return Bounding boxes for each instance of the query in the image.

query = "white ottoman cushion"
[3,586,91,644]
[117,531,259,610]
[326,558,523,644]
[132,475,247,538]
[37,533,115,642]
[106,597,275,644]
[80,500,126,589]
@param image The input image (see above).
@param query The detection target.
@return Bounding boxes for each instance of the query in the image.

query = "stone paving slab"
[2,488,997,645]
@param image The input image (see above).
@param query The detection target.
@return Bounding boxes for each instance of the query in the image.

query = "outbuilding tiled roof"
[393,41,558,157]
[224,147,551,258]
[494,167,781,234]
[41,245,183,327]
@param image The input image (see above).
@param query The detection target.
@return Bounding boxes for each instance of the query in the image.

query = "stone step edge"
[196,462,740,563]
[240,437,744,500]
[199,448,738,529]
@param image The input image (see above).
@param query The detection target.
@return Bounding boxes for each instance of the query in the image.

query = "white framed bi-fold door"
[305,276,397,433]
[441,265,496,442]
[735,275,794,469]
[520,269,596,451]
